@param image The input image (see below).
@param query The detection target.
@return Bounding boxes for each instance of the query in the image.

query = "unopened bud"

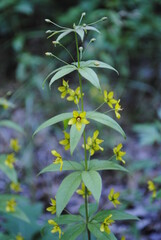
[52,41,59,45]
[91,38,96,42]
[83,23,86,27]
[73,23,76,29]
[101,17,108,21]
[46,30,52,34]
[45,19,52,23]
[79,46,83,51]
[82,12,86,16]
[45,52,52,56]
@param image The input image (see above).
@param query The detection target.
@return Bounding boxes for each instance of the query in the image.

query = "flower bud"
[45,19,52,23]
[45,52,52,56]
[101,17,108,21]
[46,30,52,34]
[91,38,96,42]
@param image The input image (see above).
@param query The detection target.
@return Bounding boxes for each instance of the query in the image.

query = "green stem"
[75,31,90,240]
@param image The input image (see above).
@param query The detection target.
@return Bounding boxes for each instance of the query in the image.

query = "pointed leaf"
[82,170,102,203]
[88,223,117,240]
[56,29,73,42]
[87,111,126,138]
[53,214,83,225]
[81,60,118,74]
[0,120,24,134]
[0,155,17,182]
[49,66,76,86]
[93,210,139,222]
[70,124,85,155]
[84,26,100,33]
[89,160,128,172]
[75,28,84,42]
[78,67,101,89]
[0,198,29,223]
[39,160,83,175]
[61,223,86,240]
[33,112,73,135]
[43,65,74,87]
[56,171,82,216]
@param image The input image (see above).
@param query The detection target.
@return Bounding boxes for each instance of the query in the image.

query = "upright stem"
[75,31,90,240]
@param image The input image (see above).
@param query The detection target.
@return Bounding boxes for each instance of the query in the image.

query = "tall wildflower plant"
[34,13,138,239]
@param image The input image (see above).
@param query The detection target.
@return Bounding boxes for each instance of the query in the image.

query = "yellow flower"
[76,183,91,198]
[83,130,104,156]
[68,111,89,131]
[10,182,21,192]
[67,87,83,104]
[5,153,16,168]
[51,150,63,171]
[6,199,17,212]
[59,131,70,150]
[104,90,117,109]
[10,138,21,152]
[58,79,69,98]
[100,214,114,234]
[46,198,56,214]
[121,236,126,240]
[108,188,121,207]
[115,99,122,119]
[148,180,156,198]
[113,143,126,164]
[48,219,62,239]
[16,234,24,240]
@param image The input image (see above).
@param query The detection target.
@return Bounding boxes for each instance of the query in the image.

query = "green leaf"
[87,111,126,138]
[0,155,17,182]
[0,120,24,134]
[83,60,119,75]
[70,124,85,155]
[61,223,86,240]
[39,161,83,175]
[75,28,84,42]
[0,198,29,223]
[53,214,83,225]
[84,26,100,33]
[43,65,73,87]
[78,67,101,89]
[56,171,82,216]
[6,207,30,223]
[88,223,117,240]
[82,170,102,203]
[56,29,73,42]
[153,175,161,183]
[89,160,128,172]
[33,112,73,135]
[49,65,76,87]
[79,203,98,218]
[93,210,139,222]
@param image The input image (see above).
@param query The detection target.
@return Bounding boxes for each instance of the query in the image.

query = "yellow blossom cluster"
[82,130,104,156]
[104,90,122,119]
[58,79,83,105]
[100,214,115,234]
